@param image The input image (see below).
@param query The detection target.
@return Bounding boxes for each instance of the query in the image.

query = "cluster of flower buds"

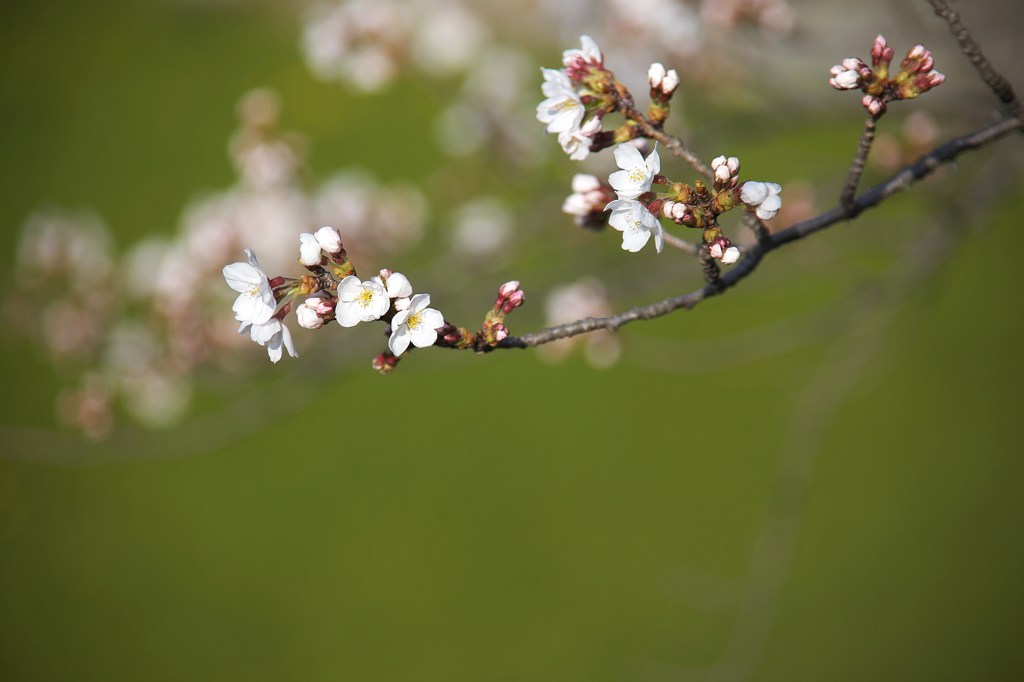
[481,280,525,345]
[586,142,781,262]
[562,174,616,230]
[536,36,614,160]
[647,62,681,126]
[829,35,945,116]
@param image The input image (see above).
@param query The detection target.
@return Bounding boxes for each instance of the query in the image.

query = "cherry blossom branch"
[840,116,878,209]
[928,0,1023,121]
[496,114,1022,350]
[613,83,714,181]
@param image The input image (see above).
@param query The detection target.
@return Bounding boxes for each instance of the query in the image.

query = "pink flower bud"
[501,290,525,314]
[862,94,886,116]
[493,323,509,342]
[498,280,520,298]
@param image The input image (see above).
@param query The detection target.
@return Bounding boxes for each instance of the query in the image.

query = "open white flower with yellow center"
[605,199,664,253]
[388,293,444,356]
[335,275,389,327]
[536,68,584,135]
[222,248,276,325]
[608,143,660,200]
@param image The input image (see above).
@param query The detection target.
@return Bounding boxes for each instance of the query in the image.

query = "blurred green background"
[2,0,1023,680]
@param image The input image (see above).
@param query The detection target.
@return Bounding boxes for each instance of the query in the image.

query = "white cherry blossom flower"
[335,275,389,327]
[239,317,297,363]
[605,199,664,253]
[609,143,660,200]
[536,68,584,134]
[222,248,276,325]
[388,293,444,356]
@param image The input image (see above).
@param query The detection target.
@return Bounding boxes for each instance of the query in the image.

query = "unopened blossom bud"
[296,304,324,329]
[394,296,411,312]
[662,200,676,218]
[502,290,525,314]
[740,181,768,206]
[374,270,413,299]
[740,181,783,220]
[829,68,861,90]
[298,233,322,266]
[492,323,509,342]
[314,225,343,254]
[662,69,679,94]
[670,202,695,226]
[726,157,740,176]
[498,280,520,298]
[871,34,894,72]
[708,237,728,260]
[372,352,399,374]
[862,94,885,116]
[714,163,731,184]
[648,62,667,89]
[722,246,740,264]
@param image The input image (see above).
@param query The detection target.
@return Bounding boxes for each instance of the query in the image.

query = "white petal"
[385,272,413,299]
[408,293,431,314]
[222,262,259,292]
[388,326,412,356]
[336,275,363,301]
[280,324,297,358]
[410,324,439,349]
[580,35,601,62]
[613,144,644,171]
[760,194,782,212]
[646,146,660,175]
[740,181,768,205]
[621,228,652,252]
[419,308,445,330]
[335,305,363,328]
[391,308,411,328]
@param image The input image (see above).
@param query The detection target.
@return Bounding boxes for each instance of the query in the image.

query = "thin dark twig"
[662,230,701,255]
[928,0,1024,121]
[841,116,878,209]
[496,115,1021,350]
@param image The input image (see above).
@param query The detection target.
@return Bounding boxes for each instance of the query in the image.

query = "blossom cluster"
[539,36,783,263]
[829,35,945,116]
[536,36,614,160]
[223,226,445,364]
